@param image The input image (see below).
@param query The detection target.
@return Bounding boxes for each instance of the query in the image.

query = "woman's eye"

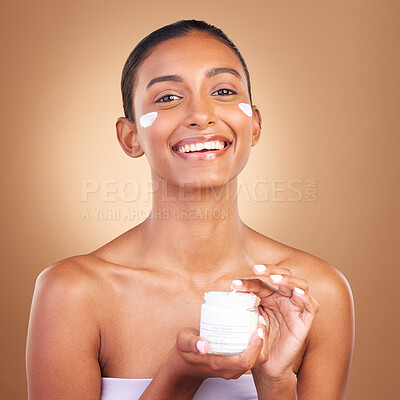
[212,88,237,96]
[155,94,181,103]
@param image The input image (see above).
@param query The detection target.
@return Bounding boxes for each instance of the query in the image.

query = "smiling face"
[117,31,262,189]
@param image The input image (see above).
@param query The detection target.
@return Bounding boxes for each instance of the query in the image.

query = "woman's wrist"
[140,348,205,400]
[251,367,297,400]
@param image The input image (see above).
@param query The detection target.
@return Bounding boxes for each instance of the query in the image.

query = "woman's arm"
[296,265,355,399]
[26,261,102,400]
[138,317,268,399]
[231,265,319,400]
[26,261,267,400]
[245,261,354,399]
[138,332,206,400]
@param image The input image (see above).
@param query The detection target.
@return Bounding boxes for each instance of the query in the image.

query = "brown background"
[1,0,399,398]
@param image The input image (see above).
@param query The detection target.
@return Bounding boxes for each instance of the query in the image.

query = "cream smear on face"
[139,112,158,128]
[238,103,252,117]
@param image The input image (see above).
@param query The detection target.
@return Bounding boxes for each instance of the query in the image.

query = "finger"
[236,271,307,299]
[258,306,271,332]
[256,309,270,364]
[258,313,267,328]
[253,264,293,277]
[176,328,210,355]
[231,278,279,297]
[205,328,264,374]
[240,327,264,361]
[256,274,309,298]
[288,290,320,326]
[292,290,320,318]
[251,266,311,298]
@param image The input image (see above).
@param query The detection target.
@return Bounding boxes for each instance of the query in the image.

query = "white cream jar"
[199,291,258,355]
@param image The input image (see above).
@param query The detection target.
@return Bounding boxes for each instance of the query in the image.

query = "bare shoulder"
[31,253,123,343]
[31,254,109,347]
[250,229,353,308]
[36,254,107,303]
[285,248,354,347]
[257,233,355,335]
[283,247,354,313]
[283,247,355,365]
[33,251,143,326]
[272,245,355,397]
[27,255,111,399]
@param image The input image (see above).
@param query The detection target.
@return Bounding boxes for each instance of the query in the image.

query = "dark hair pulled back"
[121,19,253,122]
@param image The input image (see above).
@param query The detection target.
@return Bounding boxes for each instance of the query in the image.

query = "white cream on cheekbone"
[139,112,158,128]
[238,103,252,117]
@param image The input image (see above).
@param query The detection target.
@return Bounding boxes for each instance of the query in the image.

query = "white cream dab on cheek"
[139,112,158,128]
[238,103,252,117]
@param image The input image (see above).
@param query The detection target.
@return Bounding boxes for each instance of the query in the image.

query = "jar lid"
[204,291,258,308]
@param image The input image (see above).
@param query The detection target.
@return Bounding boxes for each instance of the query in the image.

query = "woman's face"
[121,31,261,190]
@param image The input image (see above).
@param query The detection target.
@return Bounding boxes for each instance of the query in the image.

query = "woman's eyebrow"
[205,67,242,80]
[146,75,183,90]
[145,67,242,91]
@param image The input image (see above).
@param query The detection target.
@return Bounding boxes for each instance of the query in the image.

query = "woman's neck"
[138,177,253,281]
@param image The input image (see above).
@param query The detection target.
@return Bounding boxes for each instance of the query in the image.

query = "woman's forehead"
[136,32,245,86]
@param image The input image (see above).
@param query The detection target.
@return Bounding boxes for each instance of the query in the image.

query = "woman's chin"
[158,175,238,196]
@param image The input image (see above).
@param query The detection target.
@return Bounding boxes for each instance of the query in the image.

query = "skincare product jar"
[199,291,259,355]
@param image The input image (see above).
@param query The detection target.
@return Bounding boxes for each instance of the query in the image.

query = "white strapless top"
[100,374,258,399]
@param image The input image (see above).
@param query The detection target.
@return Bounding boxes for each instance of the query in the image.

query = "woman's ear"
[251,106,262,146]
[116,117,144,158]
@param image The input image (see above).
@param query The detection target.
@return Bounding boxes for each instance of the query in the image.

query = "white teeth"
[195,143,204,151]
[175,140,227,153]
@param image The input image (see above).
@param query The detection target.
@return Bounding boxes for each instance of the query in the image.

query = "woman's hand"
[141,319,271,399]
[232,264,319,381]
[145,266,318,399]
[168,322,268,381]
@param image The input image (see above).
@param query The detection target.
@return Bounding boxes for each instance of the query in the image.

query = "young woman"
[26,20,354,399]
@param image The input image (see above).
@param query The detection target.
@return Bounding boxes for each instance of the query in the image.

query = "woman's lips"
[173,142,231,161]
[171,134,232,161]
[172,134,232,149]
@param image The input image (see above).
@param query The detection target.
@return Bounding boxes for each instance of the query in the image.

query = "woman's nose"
[183,95,217,129]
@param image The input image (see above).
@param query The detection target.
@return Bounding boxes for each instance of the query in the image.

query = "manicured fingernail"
[253,264,266,274]
[258,315,266,326]
[232,279,243,287]
[270,274,283,282]
[294,287,305,295]
[257,328,264,339]
[196,340,206,354]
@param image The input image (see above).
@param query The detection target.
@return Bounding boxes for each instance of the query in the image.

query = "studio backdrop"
[0,1,398,399]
